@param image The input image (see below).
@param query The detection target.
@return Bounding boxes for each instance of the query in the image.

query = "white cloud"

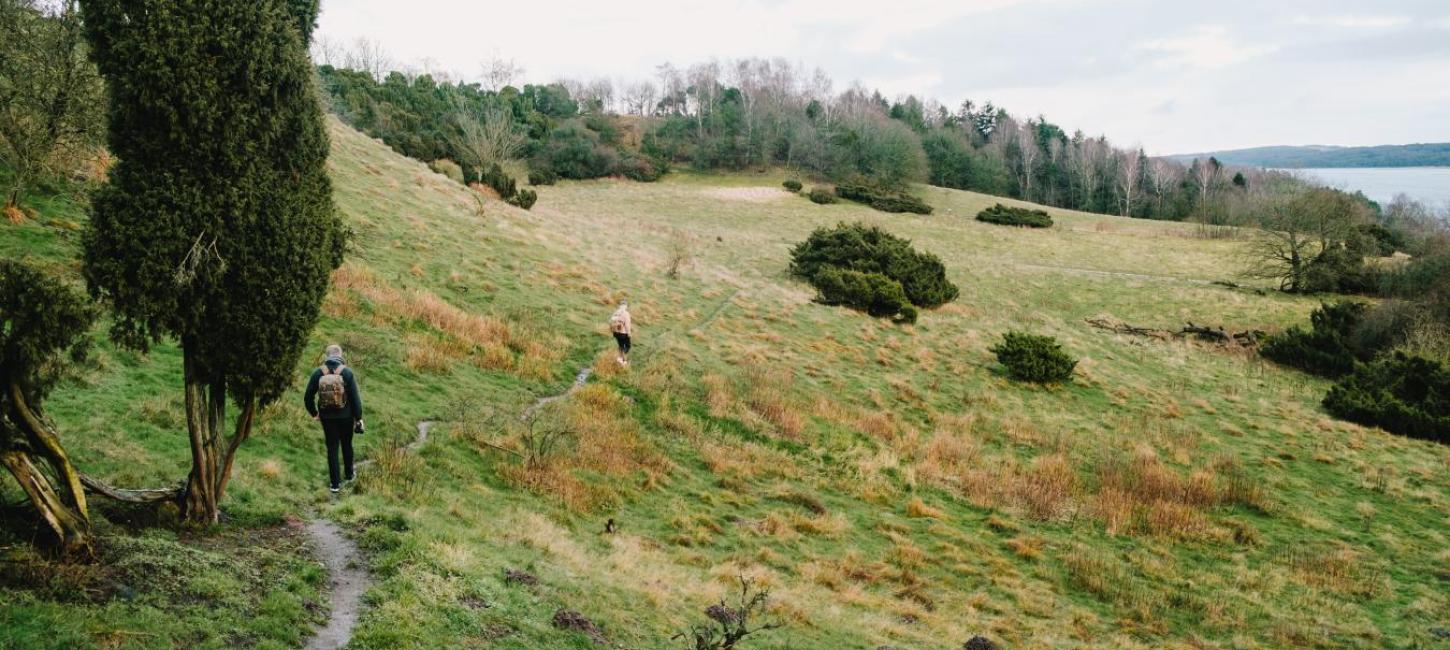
[1292,14,1410,29]
[1135,25,1277,70]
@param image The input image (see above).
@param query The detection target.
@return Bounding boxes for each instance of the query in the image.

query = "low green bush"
[1323,352,1450,444]
[428,158,464,184]
[808,187,836,204]
[616,153,666,182]
[783,179,803,192]
[531,121,618,180]
[1260,301,1375,378]
[527,169,558,186]
[1303,246,1379,294]
[812,267,916,323]
[976,203,1053,228]
[790,222,958,309]
[834,182,932,215]
[480,163,518,200]
[991,331,1077,383]
[507,188,537,210]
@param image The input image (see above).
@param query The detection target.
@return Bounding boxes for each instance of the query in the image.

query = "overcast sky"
[314,0,1450,155]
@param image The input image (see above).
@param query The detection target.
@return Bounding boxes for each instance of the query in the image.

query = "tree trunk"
[1,450,93,556]
[178,352,256,524]
[3,381,93,556]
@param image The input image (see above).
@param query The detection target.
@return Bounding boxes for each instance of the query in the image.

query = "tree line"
[312,50,1400,226]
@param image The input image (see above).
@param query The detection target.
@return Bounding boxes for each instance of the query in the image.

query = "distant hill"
[1167,143,1450,168]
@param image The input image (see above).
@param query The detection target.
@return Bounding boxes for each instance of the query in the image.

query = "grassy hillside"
[2,118,1447,649]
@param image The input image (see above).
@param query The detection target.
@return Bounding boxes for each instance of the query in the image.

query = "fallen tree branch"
[1086,315,1267,348]
[79,473,182,504]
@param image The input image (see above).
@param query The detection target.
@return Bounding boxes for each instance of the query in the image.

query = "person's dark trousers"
[322,418,356,489]
[614,332,632,355]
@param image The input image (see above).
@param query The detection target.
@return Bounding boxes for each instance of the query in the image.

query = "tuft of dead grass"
[905,497,946,520]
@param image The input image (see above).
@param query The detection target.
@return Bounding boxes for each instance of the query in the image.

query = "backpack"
[610,311,628,334]
[317,365,348,411]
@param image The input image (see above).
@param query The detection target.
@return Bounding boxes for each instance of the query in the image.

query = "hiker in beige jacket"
[609,301,633,366]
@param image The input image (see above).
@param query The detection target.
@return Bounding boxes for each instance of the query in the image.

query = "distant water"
[1292,167,1450,207]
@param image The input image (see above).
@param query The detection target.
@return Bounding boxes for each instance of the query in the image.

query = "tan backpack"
[317,365,348,411]
[610,310,628,334]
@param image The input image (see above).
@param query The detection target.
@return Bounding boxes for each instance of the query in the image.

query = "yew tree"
[80,0,344,523]
[0,260,96,555]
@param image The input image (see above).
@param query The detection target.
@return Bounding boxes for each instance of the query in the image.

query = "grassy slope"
[1,118,1447,649]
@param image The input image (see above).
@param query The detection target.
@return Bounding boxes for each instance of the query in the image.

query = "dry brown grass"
[855,411,897,441]
[905,497,946,520]
[1283,545,1389,599]
[741,365,806,439]
[497,384,669,512]
[357,439,427,499]
[3,204,23,225]
[701,373,733,418]
[256,458,283,479]
[332,264,564,379]
[699,439,799,482]
[916,429,980,487]
[404,332,462,374]
[1020,454,1079,520]
[1005,535,1045,560]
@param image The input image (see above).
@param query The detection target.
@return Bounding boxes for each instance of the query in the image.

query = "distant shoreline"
[1166,143,1450,169]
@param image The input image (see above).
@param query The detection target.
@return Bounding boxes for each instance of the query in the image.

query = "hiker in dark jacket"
[304,344,364,493]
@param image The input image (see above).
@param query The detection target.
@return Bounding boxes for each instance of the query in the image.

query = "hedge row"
[834,182,933,215]
[976,204,1052,228]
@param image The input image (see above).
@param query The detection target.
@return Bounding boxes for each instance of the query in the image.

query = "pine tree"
[0,260,96,556]
[80,0,345,523]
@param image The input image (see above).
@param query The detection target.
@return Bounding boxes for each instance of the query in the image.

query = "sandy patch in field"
[702,186,789,203]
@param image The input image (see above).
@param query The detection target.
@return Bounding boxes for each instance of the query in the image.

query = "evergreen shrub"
[808,187,836,204]
[991,332,1077,383]
[976,203,1053,228]
[1323,353,1450,443]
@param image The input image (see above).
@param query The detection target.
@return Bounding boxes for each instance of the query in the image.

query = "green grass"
[2,118,1447,649]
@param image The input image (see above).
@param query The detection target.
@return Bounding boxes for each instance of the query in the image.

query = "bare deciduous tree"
[1116,148,1144,217]
[1242,188,1365,291]
[345,37,391,81]
[310,34,343,66]
[1192,156,1222,220]
[481,56,524,92]
[1149,157,1183,216]
[622,80,657,116]
[0,0,103,211]
[656,63,686,116]
[447,104,526,173]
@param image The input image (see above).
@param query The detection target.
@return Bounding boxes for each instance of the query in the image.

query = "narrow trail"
[301,289,744,648]
[303,519,369,650]
[302,419,432,650]
[518,288,743,422]
[520,366,594,421]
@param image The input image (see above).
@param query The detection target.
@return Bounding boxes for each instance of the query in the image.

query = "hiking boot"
[329,484,341,494]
